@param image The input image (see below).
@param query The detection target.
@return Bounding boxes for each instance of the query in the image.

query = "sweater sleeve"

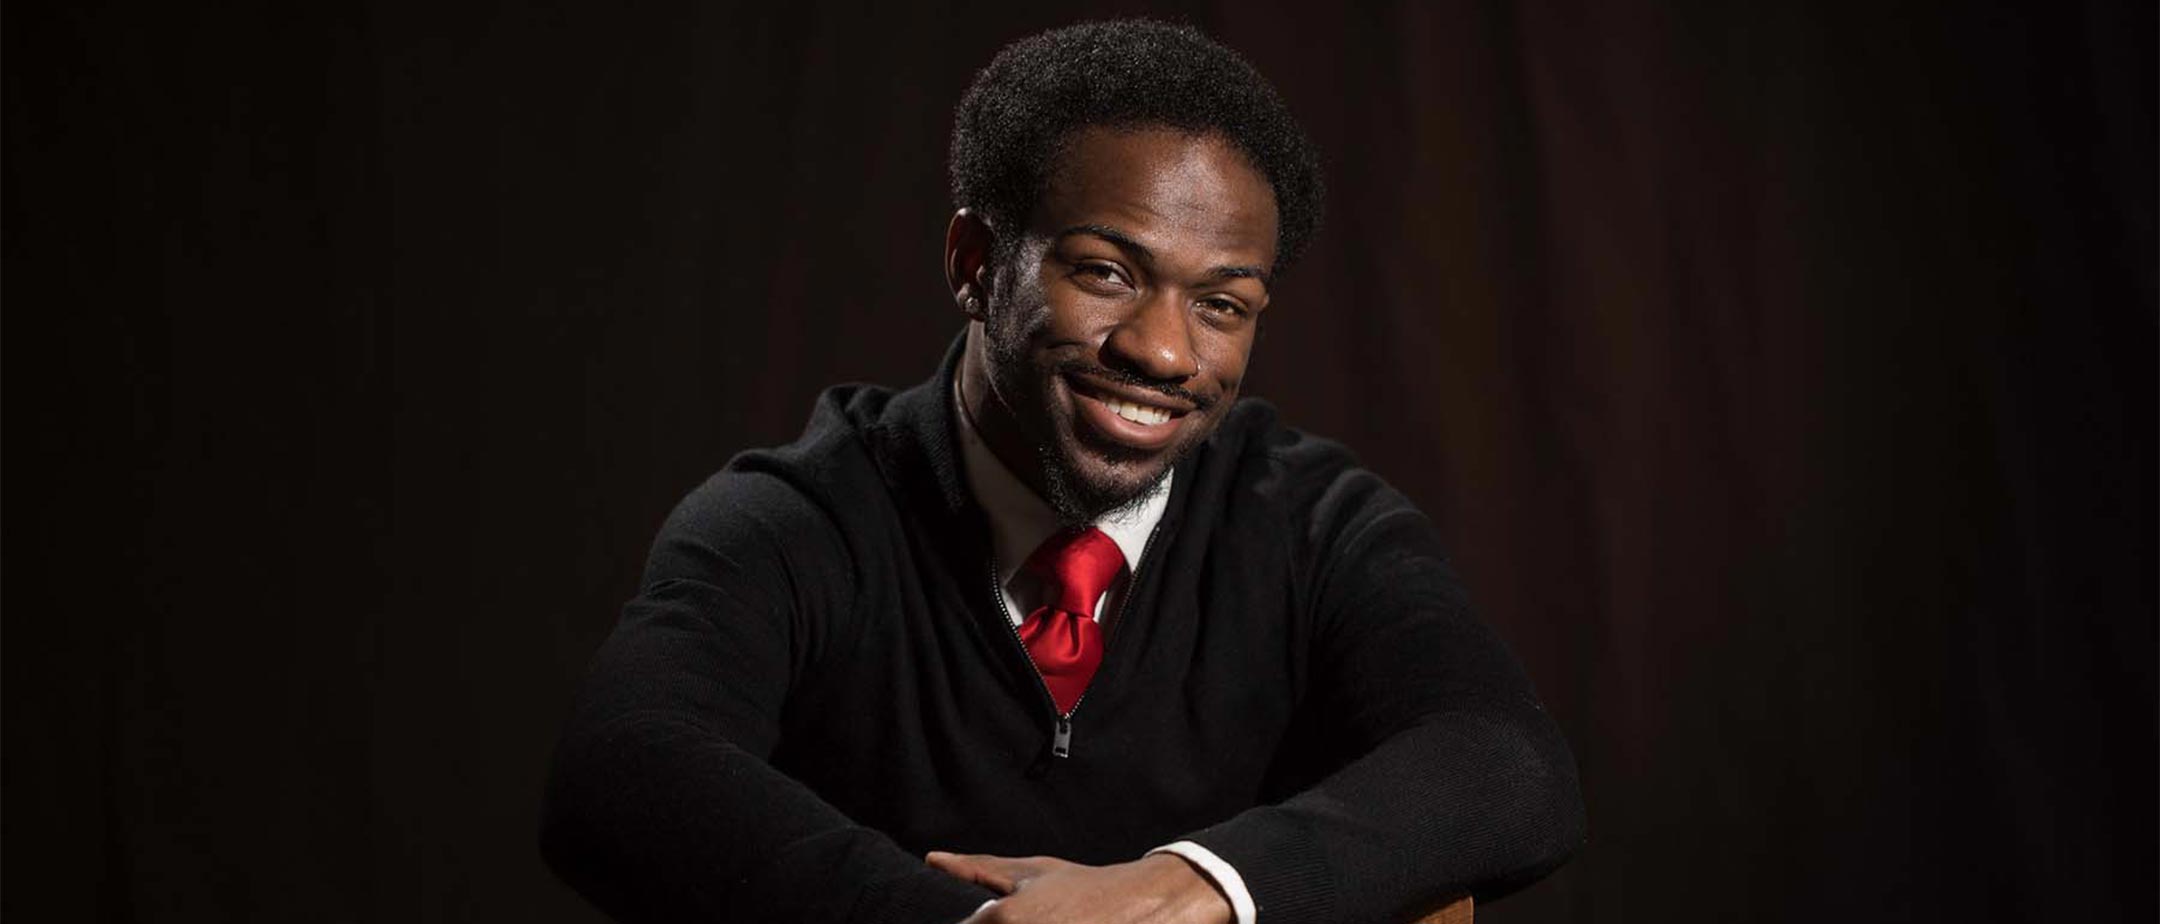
[538,470,995,924]
[1181,465,1587,923]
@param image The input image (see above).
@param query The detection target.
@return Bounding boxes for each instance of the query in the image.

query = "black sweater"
[540,337,1585,923]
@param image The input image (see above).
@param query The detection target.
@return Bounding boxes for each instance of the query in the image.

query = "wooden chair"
[1416,895,1473,923]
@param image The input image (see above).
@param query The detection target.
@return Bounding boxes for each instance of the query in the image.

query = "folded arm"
[1180,468,1587,922]
[539,472,995,924]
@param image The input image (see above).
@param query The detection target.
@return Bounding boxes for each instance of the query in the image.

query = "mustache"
[1055,359,1217,412]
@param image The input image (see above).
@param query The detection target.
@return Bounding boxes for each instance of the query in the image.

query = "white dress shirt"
[953,381,1259,924]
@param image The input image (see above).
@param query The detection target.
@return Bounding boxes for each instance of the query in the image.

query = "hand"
[927,851,1233,924]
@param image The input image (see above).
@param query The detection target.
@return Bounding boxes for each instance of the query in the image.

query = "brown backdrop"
[6,1,2153,921]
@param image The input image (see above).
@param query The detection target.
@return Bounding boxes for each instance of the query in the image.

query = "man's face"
[966,125,1279,522]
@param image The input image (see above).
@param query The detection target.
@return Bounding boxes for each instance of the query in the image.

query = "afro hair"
[948,19,1325,274]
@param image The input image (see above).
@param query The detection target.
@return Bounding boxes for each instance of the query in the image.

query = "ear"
[944,209,995,322]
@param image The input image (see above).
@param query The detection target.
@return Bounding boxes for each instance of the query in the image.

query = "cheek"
[1036,291,1107,344]
[1203,338,1255,393]
[1001,296,1085,355]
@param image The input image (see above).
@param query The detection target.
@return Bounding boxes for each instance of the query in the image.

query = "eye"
[1198,296,1248,319]
[1071,261,1133,292]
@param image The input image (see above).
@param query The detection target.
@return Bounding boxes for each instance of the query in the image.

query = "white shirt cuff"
[1149,840,1257,924]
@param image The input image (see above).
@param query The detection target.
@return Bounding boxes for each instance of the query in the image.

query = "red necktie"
[1017,527,1124,714]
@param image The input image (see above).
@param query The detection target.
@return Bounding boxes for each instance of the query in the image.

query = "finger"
[924,851,1040,894]
[925,851,1018,893]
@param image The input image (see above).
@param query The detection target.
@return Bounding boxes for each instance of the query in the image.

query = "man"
[541,20,1584,924]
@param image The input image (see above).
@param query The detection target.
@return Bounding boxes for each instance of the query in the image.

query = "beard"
[980,281,1216,526]
[1030,420,1178,527]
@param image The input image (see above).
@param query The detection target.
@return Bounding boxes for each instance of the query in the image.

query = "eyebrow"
[1057,223,1273,287]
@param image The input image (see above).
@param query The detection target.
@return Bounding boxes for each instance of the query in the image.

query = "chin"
[1035,416,1189,524]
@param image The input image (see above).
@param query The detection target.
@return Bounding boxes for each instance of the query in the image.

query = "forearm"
[1183,705,1584,923]
[541,707,994,924]
[541,469,998,923]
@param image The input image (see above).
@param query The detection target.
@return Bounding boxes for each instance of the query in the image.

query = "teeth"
[1105,397,1173,426]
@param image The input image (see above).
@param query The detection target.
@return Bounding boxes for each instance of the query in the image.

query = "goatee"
[1034,437,1178,527]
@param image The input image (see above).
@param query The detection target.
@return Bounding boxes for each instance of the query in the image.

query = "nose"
[1102,290,1199,384]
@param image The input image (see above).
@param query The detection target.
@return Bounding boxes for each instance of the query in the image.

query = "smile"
[1065,374,1193,451]
[1102,397,1173,426]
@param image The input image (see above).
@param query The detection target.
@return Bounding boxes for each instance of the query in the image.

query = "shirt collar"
[952,376,1170,585]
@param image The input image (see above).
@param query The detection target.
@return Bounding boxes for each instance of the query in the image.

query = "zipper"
[1052,717,1073,758]
[989,520,1164,764]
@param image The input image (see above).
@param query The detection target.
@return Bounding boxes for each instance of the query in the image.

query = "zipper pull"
[1052,717,1073,758]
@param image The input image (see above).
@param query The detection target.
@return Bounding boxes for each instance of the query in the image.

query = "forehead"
[1032,126,1279,269]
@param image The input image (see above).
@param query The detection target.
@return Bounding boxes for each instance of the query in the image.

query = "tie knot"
[1022,526,1126,618]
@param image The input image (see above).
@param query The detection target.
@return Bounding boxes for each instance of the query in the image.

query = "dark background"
[6,1,2153,921]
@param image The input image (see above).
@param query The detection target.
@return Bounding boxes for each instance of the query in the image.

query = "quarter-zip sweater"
[540,336,1586,924]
